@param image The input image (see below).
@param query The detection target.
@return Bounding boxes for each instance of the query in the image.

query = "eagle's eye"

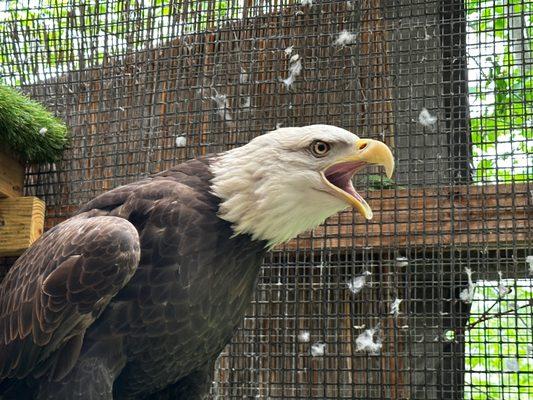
[310,140,330,157]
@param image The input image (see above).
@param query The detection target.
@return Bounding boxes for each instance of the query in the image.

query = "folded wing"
[0,215,140,381]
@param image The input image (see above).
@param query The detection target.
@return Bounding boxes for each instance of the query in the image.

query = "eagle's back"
[78,157,268,397]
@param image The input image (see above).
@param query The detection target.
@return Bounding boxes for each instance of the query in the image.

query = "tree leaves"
[466,0,533,183]
[0,0,232,86]
[465,283,533,400]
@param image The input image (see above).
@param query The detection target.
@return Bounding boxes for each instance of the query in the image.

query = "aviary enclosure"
[0,0,531,398]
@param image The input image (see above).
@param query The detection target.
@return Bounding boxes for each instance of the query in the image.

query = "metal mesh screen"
[0,0,531,399]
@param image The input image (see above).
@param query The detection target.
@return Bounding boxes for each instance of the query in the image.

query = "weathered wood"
[41,184,531,252]
[0,196,45,256]
[0,149,24,198]
[21,0,415,219]
[282,183,531,251]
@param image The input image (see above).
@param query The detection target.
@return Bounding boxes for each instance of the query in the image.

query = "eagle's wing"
[0,215,140,381]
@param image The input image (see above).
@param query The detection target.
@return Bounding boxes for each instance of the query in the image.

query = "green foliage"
[0,84,68,163]
[466,0,533,183]
[464,281,533,400]
[366,174,404,190]
[0,0,233,86]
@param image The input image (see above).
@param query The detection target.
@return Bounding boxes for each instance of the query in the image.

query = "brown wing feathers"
[0,216,140,380]
[0,157,268,399]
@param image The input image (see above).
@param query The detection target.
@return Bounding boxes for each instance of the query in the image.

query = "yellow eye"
[310,140,330,157]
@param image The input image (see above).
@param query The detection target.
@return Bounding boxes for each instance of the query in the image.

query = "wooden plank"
[0,197,45,256]
[41,184,531,253]
[0,150,24,198]
[280,183,532,251]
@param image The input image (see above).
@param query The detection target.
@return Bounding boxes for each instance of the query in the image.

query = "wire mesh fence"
[0,0,531,399]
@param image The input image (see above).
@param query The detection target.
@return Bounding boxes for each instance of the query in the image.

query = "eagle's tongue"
[324,161,373,219]
[324,161,366,195]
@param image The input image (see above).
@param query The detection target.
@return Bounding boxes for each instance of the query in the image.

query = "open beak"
[320,139,394,219]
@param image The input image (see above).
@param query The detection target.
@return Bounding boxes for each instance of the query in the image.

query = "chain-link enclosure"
[0,0,531,399]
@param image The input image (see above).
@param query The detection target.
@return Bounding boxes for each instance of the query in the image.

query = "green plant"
[0,84,68,163]
[366,174,404,190]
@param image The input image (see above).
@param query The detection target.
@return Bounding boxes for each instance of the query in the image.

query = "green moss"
[0,85,67,164]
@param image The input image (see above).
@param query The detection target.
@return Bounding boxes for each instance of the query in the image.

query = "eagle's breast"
[80,157,267,397]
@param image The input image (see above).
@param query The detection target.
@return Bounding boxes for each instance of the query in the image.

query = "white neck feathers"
[210,136,347,247]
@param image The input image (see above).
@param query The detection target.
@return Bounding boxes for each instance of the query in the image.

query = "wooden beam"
[0,197,45,256]
[39,183,531,252]
[280,183,531,251]
[0,150,25,198]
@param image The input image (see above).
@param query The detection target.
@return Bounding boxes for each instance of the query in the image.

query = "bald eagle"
[0,125,393,399]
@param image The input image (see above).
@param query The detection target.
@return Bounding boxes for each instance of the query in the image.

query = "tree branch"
[465,300,532,330]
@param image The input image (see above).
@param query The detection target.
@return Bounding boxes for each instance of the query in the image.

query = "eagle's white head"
[211,125,394,247]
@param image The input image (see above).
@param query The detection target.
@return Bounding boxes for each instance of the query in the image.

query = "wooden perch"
[0,197,45,256]
[281,183,531,251]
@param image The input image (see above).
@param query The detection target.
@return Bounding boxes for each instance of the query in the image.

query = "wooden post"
[0,149,24,198]
[0,150,45,256]
[0,197,45,256]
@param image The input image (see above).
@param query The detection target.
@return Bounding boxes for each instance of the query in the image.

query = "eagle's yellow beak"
[320,139,395,219]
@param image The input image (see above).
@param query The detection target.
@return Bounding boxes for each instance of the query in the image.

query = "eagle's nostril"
[358,142,368,151]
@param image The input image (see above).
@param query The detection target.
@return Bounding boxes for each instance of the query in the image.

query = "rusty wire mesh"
[0,0,531,399]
